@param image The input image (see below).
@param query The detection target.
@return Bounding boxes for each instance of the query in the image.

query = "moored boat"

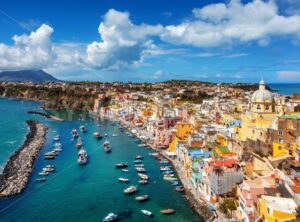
[39,171,49,176]
[93,132,102,139]
[133,160,142,164]
[53,135,60,141]
[80,125,87,132]
[36,177,47,182]
[103,140,111,153]
[135,167,146,173]
[138,173,149,180]
[175,186,185,192]
[135,155,143,160]
[141,209,152,217]
[124,185,138,194]
[78,149,88,165]
[115,162,128,168]
[118,177,129,183]
[160,209,175,215]
[121,169,129,172]
[102,212,118,222]
[135,195,149,201]
[138,179,148,184]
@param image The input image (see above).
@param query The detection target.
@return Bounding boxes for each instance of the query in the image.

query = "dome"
[251,89,273,103]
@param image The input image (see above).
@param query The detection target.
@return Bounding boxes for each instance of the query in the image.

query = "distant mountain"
[0,70,61,83]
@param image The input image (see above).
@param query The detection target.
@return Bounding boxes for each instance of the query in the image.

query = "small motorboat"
[35,178,46,182]
[141,209,152,217]
[133,160,142,164]
[138,173,149,180]
[71,129,80,138]
[44,155,55,160]
[104,133,108,137]
[80,125,87,132]
[160,209,175,215]
[138,180,148,185]
[115,162,128,168]
[160,167,172,171]
[46,164,55,168]
[112,134,118,137]
[78,149,88,165]
[135,195,149,201]
[93,132,102,139]
[135,155,144,160]
[75,139,83,149]
[124,185,138,194]
[163,176,178,181]
[175,186,185,192]
[134,164,144,167]
[102,212,118,222]
[43,167,55,172]
[53,147,63,152]
[39,171,49,176]
[135,167,146,173]
[171,181,179,186]
[103,140,111,153]
[118,177,129,183]
[121,169,129,172]
[53,135,60,141]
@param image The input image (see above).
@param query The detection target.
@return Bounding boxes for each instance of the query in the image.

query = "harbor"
[0,98,201,222]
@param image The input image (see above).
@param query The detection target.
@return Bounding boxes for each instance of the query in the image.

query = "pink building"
[163,117,178,129]
[154,129,169,149]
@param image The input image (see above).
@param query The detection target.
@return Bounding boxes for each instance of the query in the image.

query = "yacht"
[141,210,152,217]
[78,149,88,165]
[124,185,138,194]
[135,195,149,201]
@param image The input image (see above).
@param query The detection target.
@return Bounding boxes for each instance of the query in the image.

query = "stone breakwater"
[0,120,48,197]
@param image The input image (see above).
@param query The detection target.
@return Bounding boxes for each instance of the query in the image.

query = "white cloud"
[224,53,248,58]
[277,70,300,79]
[234,74,242,79]
[161,0,300,48]
[86,9,163,70]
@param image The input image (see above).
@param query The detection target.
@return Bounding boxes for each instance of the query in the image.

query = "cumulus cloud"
[277,70,300,79]
[86,9,163,69]
[161,0,300,47]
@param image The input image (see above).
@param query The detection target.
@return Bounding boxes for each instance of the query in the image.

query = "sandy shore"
[0,120,48,197]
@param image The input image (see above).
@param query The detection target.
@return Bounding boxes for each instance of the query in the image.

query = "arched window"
[257,104,261,110]
[266,105,269,110]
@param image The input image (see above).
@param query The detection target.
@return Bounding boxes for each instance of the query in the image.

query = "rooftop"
[261,195,296,214]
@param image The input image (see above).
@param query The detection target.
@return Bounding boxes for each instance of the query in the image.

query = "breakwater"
[0,120,47,197]
[27,111,64,121]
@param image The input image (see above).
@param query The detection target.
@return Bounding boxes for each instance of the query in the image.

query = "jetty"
[0,120,48,197]
[27,111,64,122]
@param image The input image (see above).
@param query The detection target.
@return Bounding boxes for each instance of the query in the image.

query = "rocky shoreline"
[0,120,48,197]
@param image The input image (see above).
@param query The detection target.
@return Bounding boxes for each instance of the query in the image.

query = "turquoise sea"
[0,98,201,222]
[269,83,300,95]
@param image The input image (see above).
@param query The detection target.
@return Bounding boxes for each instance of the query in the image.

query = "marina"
[0,98,201,222]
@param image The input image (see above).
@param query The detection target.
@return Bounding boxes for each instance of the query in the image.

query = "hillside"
[0,70,60,82]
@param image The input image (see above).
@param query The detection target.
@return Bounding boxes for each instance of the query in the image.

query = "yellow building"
[176,122,192,142]
[237,80,277,142]
[169,137,178,153]
[272,142,289,158]
[258,195,297,222]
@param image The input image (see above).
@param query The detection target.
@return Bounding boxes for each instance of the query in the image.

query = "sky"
[1,0,300,83]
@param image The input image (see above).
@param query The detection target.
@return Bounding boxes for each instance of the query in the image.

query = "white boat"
[112,134,118,137]
[53,135,60,141]
[135,167,146,173]
[102,213,118,222]
[135,195,149,201]
[138,173,149,180]
[94,132,102,139]
[39,171,49,176]
[141,209,152,217]
[104,133,108,137]
[118,177,129,183]
[78,149,88,165]
[80,125,87,132]
[121,169,129,172]
[103,140,111,153]
[124,185,138,194]
[139,179,148,184]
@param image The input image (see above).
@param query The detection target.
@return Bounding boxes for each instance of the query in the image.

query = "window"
[266,105,269,110]
[278,130,283,136]
[257,104,261,110]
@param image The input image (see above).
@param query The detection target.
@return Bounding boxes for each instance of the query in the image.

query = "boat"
[124,185,138,194]
[71,129,79,138]
[53,142,62,148]
[138,143,147,147]
[160,209,175,215]
[53,147,63,152]
[115,162,128,168]
[133,160,142,164]
[138,179,148,184]
[75,139,83,149]
[118,177,129,183]
[44,155,55,160]
[171,181,179,186]
[121,169,129,172]
[104,133,108,137]
[43,167,55,172]
[141,210,152,217]
[53,135,60,141]
[93,132,102,139]
[134,164,144,167]
[103,140,112,153]
[102,213,118,222]
[163,176,178,181]
[135,195,149,201]
[78,149,88,165]
[138,173,149,180]
[112,134,118,137]
[39,171,49,176]
[45,151,57,156]
[135,167,146,173]
[35,178,47,182]
[80,125,87,132]
[160,167,172,171]
[135,155,143,160]
[175,186,185,192]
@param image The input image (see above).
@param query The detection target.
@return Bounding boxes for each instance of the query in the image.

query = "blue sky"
[1,0,300,83]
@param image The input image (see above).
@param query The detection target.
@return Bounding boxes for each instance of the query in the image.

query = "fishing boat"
[124,185,138,194]
[135,155,144,160]
[102,213,118,222]
[118,177,129,183]
[35,178,47,182]
[93,132,102,139]
[141,210,152,217]
[135,195,149,201]
[160,209,175,215]
[103,140,111,153]
[80,125,87,132]
[115,162,128,168]
[138,173,149,180]
[135,167,146,173]
[78,149,88,165]
[138,179,148,184]
[53,135,60,141]
[121,169,129,172]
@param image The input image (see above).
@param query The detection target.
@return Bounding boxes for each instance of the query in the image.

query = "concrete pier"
[0,120,48,197]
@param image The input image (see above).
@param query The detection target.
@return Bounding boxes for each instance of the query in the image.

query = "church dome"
[251,80,273,103]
